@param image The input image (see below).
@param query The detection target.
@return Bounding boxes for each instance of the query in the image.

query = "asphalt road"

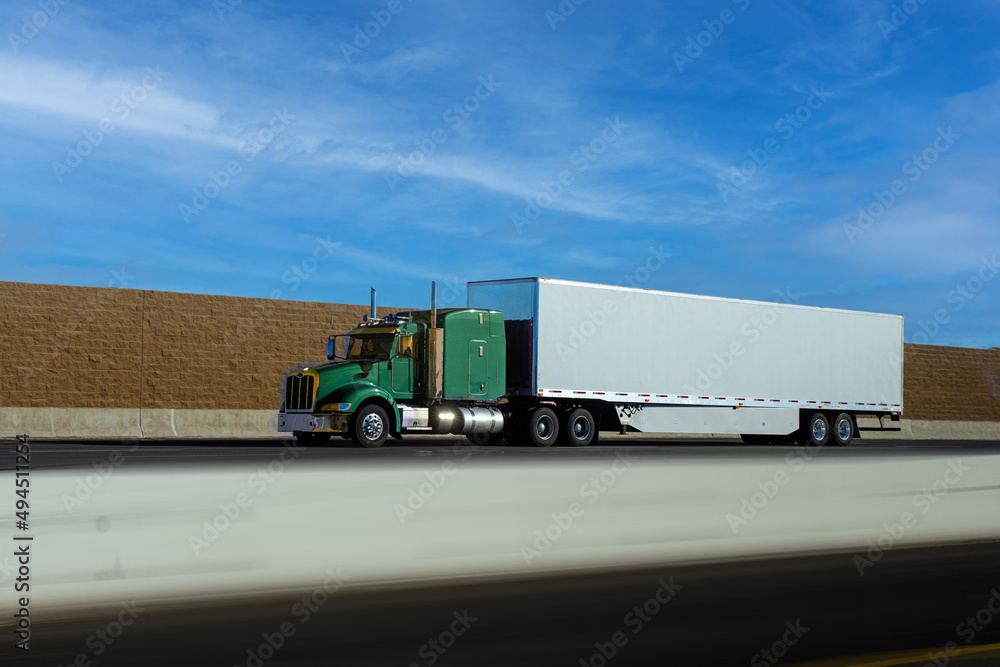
[6,541,1000,666]
[3,436,999,666]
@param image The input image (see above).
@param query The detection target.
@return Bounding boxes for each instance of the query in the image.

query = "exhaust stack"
[370,287,377,321]
[430,281,438,327]
[428,281,444,399]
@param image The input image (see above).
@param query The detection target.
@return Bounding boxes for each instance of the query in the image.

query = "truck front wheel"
[527,407,559,447]
[351,404,389,448]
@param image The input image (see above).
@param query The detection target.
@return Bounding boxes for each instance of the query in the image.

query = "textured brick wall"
[0,282,144,408]
[2,281,999,420]
[901,344,1000,421]
[0,282,397,411]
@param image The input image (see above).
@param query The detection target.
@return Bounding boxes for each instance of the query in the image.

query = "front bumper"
[276,412,350,434]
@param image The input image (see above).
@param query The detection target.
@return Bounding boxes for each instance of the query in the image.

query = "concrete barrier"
[0,408,142,439]
[0,408,288,440]
[13,449,1000,613]
[859,417,1000,441]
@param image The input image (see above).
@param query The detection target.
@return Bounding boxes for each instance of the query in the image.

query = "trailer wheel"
[831,413,854,446]
[527,407,559,447]
[800,412,831,447]
[296,432,332,446]
[351,404,389,448]
[740,434,769,445]
[562,408,595,447]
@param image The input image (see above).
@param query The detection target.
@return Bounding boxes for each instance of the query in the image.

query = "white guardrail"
[5,447,1000,613]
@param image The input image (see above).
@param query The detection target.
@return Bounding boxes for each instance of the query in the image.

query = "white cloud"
[0,55,235,147]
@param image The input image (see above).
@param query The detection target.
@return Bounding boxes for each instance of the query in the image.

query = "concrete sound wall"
[0,281,399,438]
[900,344,1000,422]
[1,281,998,439]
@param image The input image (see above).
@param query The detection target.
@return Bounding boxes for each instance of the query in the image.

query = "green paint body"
[285,308,506,431]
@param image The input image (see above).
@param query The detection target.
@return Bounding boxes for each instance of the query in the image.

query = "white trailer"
[468,277,903,446]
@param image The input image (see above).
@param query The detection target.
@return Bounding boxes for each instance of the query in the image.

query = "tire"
[527,407,559,448]
[562,408,595,447]
[351,404,389,448]
[831,413,854,446]
[800,412,831,447]
[740,434,770,445]
[296,432,331,446]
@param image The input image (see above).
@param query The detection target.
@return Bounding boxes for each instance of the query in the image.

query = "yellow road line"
[789,642,1000,667]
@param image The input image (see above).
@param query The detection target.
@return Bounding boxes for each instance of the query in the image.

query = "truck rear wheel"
[831,413,854,446]
[562,408,595,447]
[527,407,559,447]
[351,404,389,448]
[800,412,831,447]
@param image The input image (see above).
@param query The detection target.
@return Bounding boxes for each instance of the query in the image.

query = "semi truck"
[276,278,903,448]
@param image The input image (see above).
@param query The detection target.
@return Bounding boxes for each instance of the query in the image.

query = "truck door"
[470,340,487,396]
[390,335,414,396]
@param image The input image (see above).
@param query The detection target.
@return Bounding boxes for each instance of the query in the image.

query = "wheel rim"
[361,413,384,440]
[811,419,827,441]
[572,417,591,440]
[535,417,553,440]
[837,418,851,441]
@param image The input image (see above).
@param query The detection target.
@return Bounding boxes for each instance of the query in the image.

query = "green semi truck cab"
[277,306,506,447]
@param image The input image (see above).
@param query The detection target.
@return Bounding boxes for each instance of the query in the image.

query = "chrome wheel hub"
[361,414,384,440]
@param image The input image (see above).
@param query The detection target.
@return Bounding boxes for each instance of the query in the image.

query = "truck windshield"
[347,334,395,360]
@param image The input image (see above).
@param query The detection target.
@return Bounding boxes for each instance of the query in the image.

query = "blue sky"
[1,0,998,348]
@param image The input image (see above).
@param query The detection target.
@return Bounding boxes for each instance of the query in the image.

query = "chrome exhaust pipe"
[430,281,438,327]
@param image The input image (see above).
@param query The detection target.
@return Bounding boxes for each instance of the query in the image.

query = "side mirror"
[326,338,335,360]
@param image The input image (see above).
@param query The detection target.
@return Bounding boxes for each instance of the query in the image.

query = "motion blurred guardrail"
[12,446,1000,613]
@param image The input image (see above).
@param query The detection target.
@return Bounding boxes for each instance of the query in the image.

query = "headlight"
[337,403,352,411]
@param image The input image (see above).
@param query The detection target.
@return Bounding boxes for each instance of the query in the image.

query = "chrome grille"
[285,374,315,411]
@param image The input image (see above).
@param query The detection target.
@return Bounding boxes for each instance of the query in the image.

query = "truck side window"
[397,335,414,358]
